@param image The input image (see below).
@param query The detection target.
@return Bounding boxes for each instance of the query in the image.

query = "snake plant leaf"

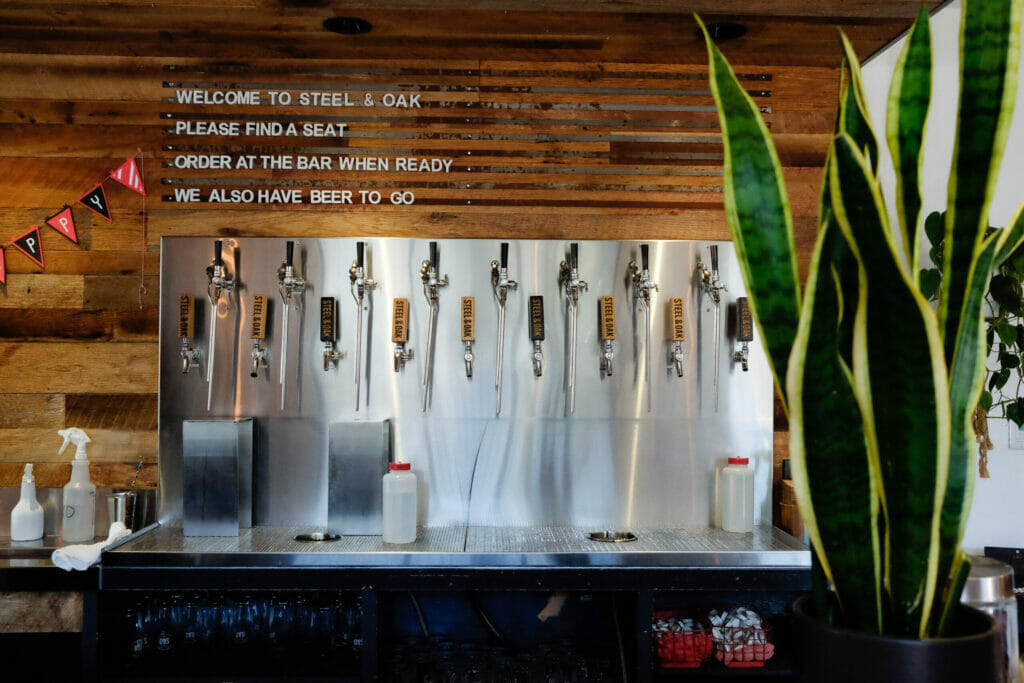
[932,232,1002,635]
[887,6,932,275]
[931,204,1024,635]
[838,33,879,174]
[699,15,801,410]
[996,202,1024,264]
[940,0,1021,364]
[788,213,882,634]
[830,133,950,638]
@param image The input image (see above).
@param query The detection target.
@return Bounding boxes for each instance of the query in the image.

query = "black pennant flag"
[12,226,44,268]
[79,183,112,222]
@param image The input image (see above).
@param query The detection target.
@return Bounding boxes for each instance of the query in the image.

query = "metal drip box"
[328,420,392,535]
[183,419,254,536]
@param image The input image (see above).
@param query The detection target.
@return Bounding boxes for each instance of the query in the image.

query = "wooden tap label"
[670,297,685,342]
[529,296,545,341]
[598,295,616,341]
[177,294,195,339]
[392,298,409,343]
[737,297,754,342]
[461,296,475,342]
[250,294,268,340]
[320,297,336,342]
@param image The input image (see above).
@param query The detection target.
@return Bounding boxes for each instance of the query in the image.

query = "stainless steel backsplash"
[158,237,774,529]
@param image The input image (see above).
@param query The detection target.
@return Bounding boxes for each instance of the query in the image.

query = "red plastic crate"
[653,611,713,668]
[712,625,775,668]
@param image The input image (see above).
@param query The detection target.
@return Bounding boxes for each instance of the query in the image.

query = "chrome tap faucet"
[628,244,658,412]
[491,242,518,415]
[559,243,588,414]
[349,241,377,410]
[205,239,235,411]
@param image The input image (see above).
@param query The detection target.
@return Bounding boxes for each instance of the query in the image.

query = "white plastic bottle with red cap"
[382,461,417,544]
[720,457,754,533]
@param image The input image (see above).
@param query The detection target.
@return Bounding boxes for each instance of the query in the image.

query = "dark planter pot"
[791,593,1004,683]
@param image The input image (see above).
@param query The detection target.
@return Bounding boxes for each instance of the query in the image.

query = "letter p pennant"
[46,206,78,244]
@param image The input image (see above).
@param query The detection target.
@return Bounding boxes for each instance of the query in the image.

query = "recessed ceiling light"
[323,17,373,35]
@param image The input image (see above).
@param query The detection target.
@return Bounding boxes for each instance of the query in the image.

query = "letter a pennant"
[109,157,146,196]
[0,246,5,285]
[12,226,44,268]
[79,184,112,222]
[46,206,79,244]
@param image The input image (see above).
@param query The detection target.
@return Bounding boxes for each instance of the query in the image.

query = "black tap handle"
[529,296,545,341]
[286,240,294,267]
[710,245,719,272]
[570,243,579,270]
[429,241,438,269]
[356,241,365,268]
[640,244,649,271]
[500,242,508,269]
[214,240,223,267]
[320,297,336,343]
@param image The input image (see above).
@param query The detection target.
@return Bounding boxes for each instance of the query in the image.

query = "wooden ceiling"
[0,1,945,65]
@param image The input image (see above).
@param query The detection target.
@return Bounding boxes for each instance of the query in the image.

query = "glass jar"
[962,555,1020,683]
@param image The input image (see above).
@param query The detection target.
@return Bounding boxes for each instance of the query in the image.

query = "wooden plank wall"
[0,4,916,492]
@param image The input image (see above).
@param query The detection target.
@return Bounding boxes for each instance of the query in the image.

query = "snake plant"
[700,1,1024,638]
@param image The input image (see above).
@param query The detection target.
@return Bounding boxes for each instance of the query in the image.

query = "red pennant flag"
[79,184,112,222]
[12,226,44,268]
[0,246,5,285]
[109,157,146,196]
[45,206,79,244]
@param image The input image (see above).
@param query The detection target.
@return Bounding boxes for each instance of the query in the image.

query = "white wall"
[862,0,1024,553]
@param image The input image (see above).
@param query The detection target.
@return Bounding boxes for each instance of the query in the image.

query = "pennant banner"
[12,226,44,268]
[109,157,146,196]
[79,184,111,222]
[45,206,78,244]
[0,246,5,285]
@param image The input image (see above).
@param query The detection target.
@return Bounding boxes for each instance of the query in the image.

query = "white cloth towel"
[51,522,131,571]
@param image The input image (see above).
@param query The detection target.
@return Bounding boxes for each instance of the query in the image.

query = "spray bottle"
[10,464,44,541]
[59,428,95,542]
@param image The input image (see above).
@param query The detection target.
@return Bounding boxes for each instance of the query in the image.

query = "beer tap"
[598,295,616,378]
[277,240,306,410]
[698,245,727,411]
[420,241,448,411]
[205,239,235,411]
[461,297,475,378]
[349,241,377,411]
[669,297,686,377]
[491,242,518,415]
[250,294,269,378]
[628,244,658,412]
[177,294,200,374]
[392,297,412,372]
[733,296,753,372]
[529,295,545,377]
[321,297,343,371]
[559,243,588,414]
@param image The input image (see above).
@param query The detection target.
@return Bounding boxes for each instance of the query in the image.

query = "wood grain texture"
[0,3,917,493]
[0,592,83,633]
[0,429,156,463]
[0,462,157,488]
[0,395,64,429]
[0,343,157,393]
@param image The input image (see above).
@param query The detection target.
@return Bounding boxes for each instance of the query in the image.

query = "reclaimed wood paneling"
[0,3,920,491]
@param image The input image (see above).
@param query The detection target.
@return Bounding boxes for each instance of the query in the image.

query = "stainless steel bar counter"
[103,524,809,569]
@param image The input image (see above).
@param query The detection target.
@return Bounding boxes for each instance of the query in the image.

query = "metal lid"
[962,555,1015,603]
